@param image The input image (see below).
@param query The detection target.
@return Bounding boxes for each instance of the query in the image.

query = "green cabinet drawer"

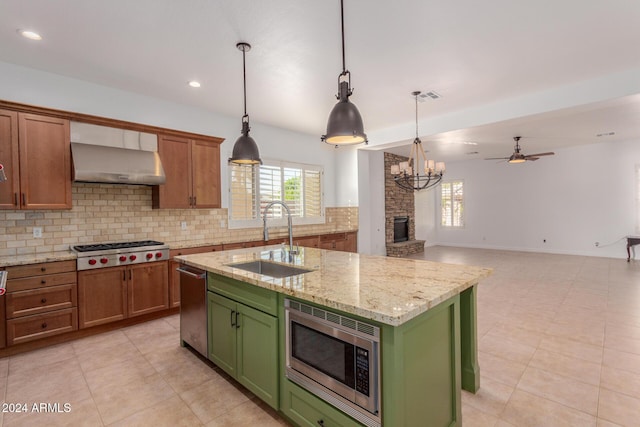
[208,273,278,316]
[281,379,364,427]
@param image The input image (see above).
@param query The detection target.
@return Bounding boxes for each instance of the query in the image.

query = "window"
[229,160,324,228]
[441,180,464,227]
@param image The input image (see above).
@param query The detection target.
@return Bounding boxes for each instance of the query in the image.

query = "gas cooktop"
[72,240,170,271]
[72,240,165,252]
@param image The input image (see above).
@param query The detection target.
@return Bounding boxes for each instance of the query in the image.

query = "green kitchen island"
[176,246,491,427]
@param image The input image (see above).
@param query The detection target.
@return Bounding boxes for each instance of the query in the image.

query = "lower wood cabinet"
[3,260,78,346]
[78,261,168,329]
[319,232,357,253]
[208,274,279,410]
[6,308,77,346]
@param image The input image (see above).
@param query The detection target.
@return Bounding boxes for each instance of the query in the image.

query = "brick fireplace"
[384,152,425,257]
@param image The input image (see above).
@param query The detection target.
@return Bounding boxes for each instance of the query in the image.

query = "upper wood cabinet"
[0,110,72,210]
[152,134,221,209]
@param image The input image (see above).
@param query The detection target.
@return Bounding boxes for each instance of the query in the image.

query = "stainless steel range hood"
[70,122,166,185]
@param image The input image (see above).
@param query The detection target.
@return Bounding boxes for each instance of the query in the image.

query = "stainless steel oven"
[285,298,381,427]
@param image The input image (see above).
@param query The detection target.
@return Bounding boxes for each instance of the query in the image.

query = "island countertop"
[175,245,492,326]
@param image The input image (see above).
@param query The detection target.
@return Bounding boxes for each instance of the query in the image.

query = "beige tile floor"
[0,246,638,426]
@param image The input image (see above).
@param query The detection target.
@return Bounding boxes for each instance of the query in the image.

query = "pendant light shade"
[229,42,262,165]
[321,0,367,146]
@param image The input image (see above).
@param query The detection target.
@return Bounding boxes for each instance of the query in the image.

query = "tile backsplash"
[0,183,358,257]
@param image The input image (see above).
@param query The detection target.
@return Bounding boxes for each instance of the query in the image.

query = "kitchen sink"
[226,260,313,278]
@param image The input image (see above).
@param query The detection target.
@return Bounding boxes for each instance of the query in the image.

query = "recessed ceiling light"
[17,29,42,40]
[188,81,201,88]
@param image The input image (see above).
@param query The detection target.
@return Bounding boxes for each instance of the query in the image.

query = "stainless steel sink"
[226,260,313,278]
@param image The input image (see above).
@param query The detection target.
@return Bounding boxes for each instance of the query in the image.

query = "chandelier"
[390,91,445,191]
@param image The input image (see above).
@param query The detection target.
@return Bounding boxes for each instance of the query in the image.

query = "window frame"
[228,158,325,229]
[440,180,465,228]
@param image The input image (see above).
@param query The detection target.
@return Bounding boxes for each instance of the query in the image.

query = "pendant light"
[229,42,262,165]
[391,91,445,191]
[321,0,367,146]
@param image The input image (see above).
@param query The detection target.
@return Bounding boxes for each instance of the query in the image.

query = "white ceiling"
[2,0,640,162]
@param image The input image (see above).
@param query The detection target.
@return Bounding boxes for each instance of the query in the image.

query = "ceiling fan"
[485,136,555,163]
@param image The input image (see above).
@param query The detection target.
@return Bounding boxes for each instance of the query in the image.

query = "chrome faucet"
[263,200,297,257]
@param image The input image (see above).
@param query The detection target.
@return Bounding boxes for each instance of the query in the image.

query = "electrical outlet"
[180,221,187,230]
[33,227,43,238]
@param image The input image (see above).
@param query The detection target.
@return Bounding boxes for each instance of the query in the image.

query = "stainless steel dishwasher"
[178,265,207,358]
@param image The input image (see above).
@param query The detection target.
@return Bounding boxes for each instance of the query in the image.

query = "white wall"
[0,61,356,208]
[357,150,386,255]
[423,139,640,258]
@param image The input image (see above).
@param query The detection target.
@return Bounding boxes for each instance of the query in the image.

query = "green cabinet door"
[208,290,279,410]
[208,292,237,376]
[237,303,279,409]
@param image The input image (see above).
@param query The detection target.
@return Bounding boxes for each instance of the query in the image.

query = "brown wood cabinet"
[78,261,169,328]
[169,245,222,308]
[78,267,127,328]
[152,135,222,209]
[129,262,169,317]
[319,232,357,253]
[4,261,78,346]
[0,109,72,210]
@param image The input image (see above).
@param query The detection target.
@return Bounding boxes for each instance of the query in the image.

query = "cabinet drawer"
[6,284,77,319]
[281,380,363,427]
[5,260,76,279]
[7,271,76,292]
[6,308,78,346]
[208,273,278,316]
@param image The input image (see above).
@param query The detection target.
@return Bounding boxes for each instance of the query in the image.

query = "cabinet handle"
[230,310,236,327]
[235,311,240,329]
[41,322,47,329]
[41,298,47,304]
[22,193,26,206]
[41,279,46,284]
[193,196,196,206]
[41,267,46,272]
[317,420,325,426]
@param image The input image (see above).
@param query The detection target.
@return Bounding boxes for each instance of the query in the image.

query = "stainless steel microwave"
[285,298,381,427]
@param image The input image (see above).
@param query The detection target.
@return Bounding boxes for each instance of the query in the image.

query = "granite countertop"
[176,245,492,326]
[0,250,77,268]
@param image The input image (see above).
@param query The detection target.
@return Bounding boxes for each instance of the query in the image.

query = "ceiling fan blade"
[526,157,540,161]
[484,157,509,160]
[525,152,555,158]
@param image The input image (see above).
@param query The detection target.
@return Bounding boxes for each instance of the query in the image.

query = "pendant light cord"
[242,47,248,119]
[340,0,346,74]
[415,93,419,139]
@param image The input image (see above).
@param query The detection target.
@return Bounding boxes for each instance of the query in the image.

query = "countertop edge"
[176,249,492,327]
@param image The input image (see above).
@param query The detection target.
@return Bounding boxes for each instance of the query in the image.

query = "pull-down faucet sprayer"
[262,200,298,257]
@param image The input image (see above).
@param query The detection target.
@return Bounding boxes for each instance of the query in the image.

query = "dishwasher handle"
[176,266,206,279]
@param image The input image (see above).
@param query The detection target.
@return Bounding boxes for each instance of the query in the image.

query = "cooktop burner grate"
[72,240,165,252]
